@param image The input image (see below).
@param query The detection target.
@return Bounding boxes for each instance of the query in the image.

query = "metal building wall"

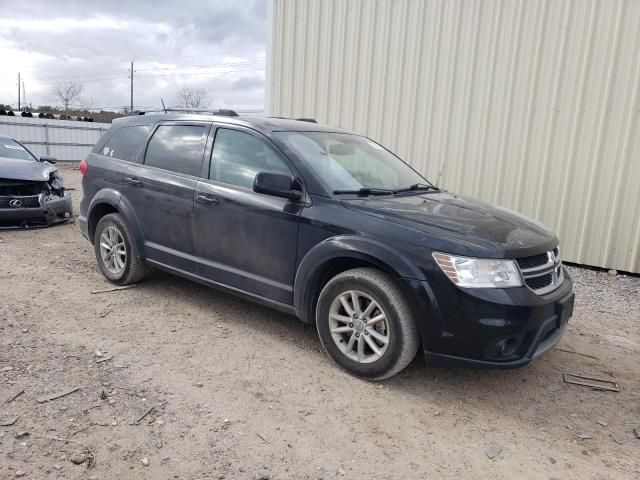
[268,0,640,273]
[0,116,109,161]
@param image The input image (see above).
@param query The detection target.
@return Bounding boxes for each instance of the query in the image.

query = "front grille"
[516,248,563,295]
[0,195,41,208]
[525,274,553,290]
[0,178,45,196]
[516,253,549,270]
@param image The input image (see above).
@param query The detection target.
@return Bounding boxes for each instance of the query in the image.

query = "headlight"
[432,252,523,288]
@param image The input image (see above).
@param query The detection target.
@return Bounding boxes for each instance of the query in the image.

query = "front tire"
[94,213,146,285]
[316,268,419,380]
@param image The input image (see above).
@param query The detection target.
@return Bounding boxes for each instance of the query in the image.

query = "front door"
[193,126,303,305]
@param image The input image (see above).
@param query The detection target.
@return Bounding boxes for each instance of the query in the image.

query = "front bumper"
[0,194,73,228]
[400,268,574,368]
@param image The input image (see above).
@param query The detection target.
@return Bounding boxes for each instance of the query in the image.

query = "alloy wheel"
[328,290,390,363]
[99,226,127,275]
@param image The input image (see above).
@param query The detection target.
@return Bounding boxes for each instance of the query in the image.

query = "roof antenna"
[160,98,167,113]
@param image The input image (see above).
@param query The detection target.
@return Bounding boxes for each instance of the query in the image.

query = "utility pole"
[17,72,21,111]
[22,81,26,110]
[129,60,134,112]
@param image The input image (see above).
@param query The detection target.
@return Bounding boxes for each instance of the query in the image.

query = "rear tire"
[316,268,419,380]
[94,213,146,285]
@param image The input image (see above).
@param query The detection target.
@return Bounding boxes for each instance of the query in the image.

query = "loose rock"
[141,457,150,466]
[70,450,88,465]
[485,445,502,459]
[0,416,19,426]
[15,470,25,478]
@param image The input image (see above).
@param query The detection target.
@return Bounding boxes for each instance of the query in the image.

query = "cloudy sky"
[0,0,267,112]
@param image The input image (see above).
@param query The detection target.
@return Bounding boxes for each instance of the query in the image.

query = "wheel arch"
[293,236,426,324]
[87,189,145,256]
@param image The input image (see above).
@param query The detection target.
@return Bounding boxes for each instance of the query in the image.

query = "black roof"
[112,114,346,135]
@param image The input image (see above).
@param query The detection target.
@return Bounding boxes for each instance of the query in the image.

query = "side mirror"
[40,155,57,164]
[253,171,303,201]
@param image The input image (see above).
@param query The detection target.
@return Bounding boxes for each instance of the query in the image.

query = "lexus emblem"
[9,199,23,208]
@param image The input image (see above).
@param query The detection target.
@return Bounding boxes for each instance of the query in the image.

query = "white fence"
[0,115,110,162]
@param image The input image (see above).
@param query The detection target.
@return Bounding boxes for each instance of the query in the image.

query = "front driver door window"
[193,127,302,304]
[210,128,291,189]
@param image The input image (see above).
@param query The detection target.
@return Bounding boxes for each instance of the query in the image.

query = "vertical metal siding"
[269,0,640,273]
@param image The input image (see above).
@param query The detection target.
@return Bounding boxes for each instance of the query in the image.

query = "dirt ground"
[1,165,639,480]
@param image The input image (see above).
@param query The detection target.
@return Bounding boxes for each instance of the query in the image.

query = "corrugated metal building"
[267,0,640,273]
[0,116,109,161]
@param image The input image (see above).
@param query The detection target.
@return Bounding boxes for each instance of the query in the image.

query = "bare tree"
[174,86,211,110]
[51,80,84,113]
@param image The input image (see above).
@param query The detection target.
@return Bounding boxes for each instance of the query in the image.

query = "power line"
[21,67,265,86]
[135,60,264,73]
[14,60,265,85]
[0,48,265,78]
[134,47,265,63]
[134,67,265,79]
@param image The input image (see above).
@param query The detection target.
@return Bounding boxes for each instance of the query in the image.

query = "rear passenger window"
[210,128,290,189]
[145,125,207,176]
[101,125,150,162]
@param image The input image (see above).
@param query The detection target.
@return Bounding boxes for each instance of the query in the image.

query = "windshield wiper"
[333,188,396,196]
[395,183,440,193]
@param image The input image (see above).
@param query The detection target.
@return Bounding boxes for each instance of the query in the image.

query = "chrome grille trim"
[518,248,563,295]
[0,194,42,209]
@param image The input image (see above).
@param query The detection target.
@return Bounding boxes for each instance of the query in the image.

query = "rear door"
[193,126,304,304]
[122,122,211,271]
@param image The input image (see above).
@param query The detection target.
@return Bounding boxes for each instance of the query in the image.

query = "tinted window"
[101,125,150,162]
[0,138,36,161]
[210,128,290,189]
[145,125,207,176]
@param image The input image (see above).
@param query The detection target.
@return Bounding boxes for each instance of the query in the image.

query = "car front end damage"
[0,172,73,228]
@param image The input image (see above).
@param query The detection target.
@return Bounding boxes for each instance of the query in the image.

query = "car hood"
[0,156,56,181]
[342,191,558,257]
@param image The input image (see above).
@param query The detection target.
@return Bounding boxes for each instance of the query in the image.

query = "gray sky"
[0,0,267,112]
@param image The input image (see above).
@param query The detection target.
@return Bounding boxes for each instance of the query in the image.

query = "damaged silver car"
[0,135,73,228]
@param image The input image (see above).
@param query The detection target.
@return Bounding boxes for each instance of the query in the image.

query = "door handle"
[196,193,220,205]
[124,177,142,186]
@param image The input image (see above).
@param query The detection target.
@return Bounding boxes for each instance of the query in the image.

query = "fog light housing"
[497,337,518,357]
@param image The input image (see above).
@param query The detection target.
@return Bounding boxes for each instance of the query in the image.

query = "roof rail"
[270,116,318,123]
[131,108,239,117]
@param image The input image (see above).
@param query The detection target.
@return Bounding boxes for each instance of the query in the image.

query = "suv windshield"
[275,132,432,193]
[0,139,36,161]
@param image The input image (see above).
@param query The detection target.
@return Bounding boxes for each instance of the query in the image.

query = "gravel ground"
[0,165,639,480]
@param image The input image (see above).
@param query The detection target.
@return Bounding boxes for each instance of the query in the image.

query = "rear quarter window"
[100,125,151,163]
[144,125,207,176]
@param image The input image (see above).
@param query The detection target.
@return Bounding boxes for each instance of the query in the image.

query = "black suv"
[79,112,574,380]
